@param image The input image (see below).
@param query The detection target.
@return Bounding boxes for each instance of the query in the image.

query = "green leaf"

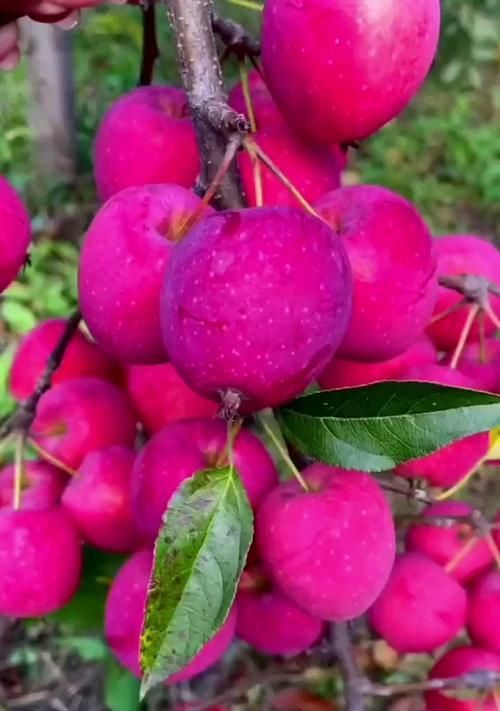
[278,382,500,472]
[140,466,253,697]
[49,547,126,632]
[105,656,141,711]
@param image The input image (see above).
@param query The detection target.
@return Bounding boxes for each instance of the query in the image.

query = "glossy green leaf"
[278,382,500,471]
[140,466,253,697]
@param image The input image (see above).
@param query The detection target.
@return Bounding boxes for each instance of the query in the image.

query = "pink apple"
[0,460,66,511]
[0,175,30,293]
[125,362,218,434]
[261,0,440,145]
[161,207,352,411]
[0,507,82,616]
[406,502,494,584]
[425,646,500,711]
[236,563,325,655]
[93,86,199,202]
[62,446,143,553]
[427,235,500,351]
[104,550,236,682]
[257,463,395,621]
[79,184,211,364]
[131,417,278,543]
[319,338,436,389]
[315,185,437,361]
[368,553,466,653]
[31,377,137,469]
[9,318,120,401]
[467,570,500,655]
[394,365,489,488]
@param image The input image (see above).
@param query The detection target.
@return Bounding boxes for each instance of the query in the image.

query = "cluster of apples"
[2,0,500,706]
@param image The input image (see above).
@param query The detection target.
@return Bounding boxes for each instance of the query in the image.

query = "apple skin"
[62,446,143,553]
[467,570,500,655]
[425,646,500,711]
[104,550,236,683]
[427,235,500,351]
[394,365,489,488]
[93,85,199,202]
[261,0,440,145]
[31,377,137,469]
[406,501,494,584]
[236,563,325,656]
[0,460,66,511]
[131,417,278,543]
[161,206,353,411]
[0,175,30,293]
[9,318,120,401]
[125,362,218,434]
[238,125,341,208]
[315,185,437,362]
[256,463,396,621]
[79,184,212,365]
[319,338,436,390]
[0,507,82,617]
[368,553,467,653]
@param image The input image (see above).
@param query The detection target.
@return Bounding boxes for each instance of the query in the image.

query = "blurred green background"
[0,0,499,415]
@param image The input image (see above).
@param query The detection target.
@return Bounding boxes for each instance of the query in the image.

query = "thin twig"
[361,670,500,697]
[138,0,159,86]
[211,12,260,63]
[332,622,365,711]
[0,309,81,441]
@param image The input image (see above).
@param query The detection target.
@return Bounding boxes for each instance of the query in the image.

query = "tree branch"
[0,309,82,441]
[167,0,248,209]
[361,670,500,697]
[211,12,260,64]
[138,0,159,86]
[332,623,365,711]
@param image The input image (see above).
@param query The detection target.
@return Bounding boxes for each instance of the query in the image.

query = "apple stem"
[227,0,264,11]
[28,437,79,478]
[240,66,257,133]
[429,297,467,326]
[449,303,480,369]
[244,137,321,220]
[137,0,159,87]
[485,533,500,570]
[436,458,484,501]
[483,300,500,333]
[479,310,488,363]
[444,535,478,574]
[256,411,310,492]
[176,134,243,240]
[12,434,26,511]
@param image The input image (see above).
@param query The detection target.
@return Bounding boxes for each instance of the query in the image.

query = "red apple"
[9,318,119,401]
[94,85,199,202]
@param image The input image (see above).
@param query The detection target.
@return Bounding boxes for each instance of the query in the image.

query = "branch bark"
[167,0,248,209]
[332,622,365,711]
[0,309,81,440]
[138,0,159,86]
